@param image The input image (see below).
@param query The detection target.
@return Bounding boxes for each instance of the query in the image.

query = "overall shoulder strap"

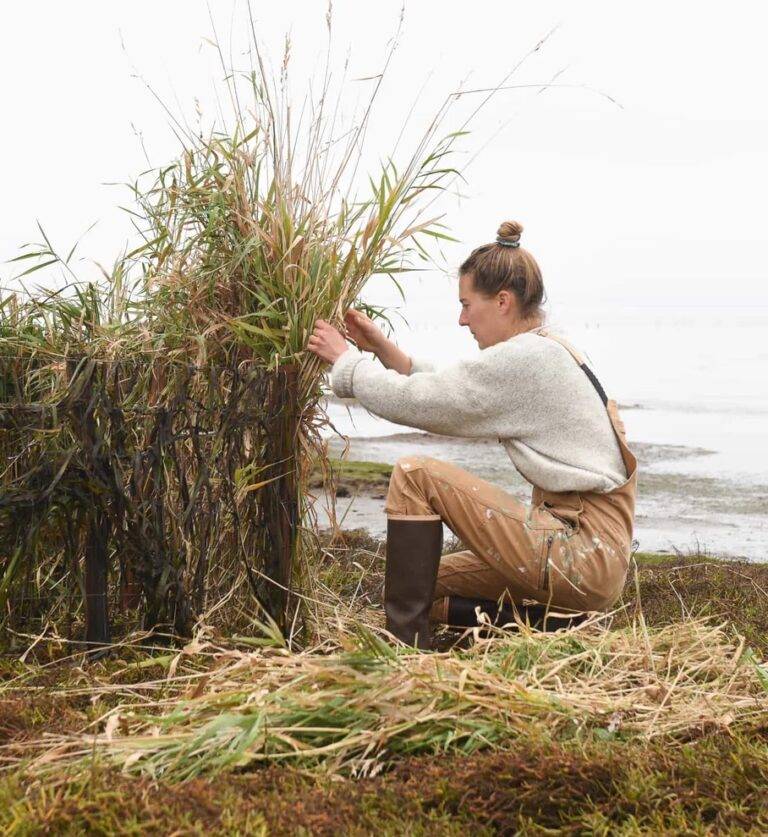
[534,329,636,475]
[535,329,608,406]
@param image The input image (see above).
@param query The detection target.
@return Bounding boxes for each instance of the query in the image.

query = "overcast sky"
[2,1,767,318]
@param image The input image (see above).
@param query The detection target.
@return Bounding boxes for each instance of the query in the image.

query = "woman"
[308,221,637,650]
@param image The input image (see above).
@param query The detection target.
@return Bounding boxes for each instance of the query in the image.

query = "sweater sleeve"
[409,356,436,374]
[330,345,522,438]
[330,350,434,394]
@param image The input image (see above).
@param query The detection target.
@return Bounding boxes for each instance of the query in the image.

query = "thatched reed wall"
[0,349,311,646]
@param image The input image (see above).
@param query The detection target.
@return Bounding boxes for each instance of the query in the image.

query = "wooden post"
[84,506,111,648]
[260,364,299,630]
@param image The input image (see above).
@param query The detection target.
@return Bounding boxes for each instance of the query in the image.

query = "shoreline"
[311,447,767,562]
[320,389,768,561]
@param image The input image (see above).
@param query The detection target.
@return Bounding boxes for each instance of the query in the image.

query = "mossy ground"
[2,532,767,835]
[2,730,768,835]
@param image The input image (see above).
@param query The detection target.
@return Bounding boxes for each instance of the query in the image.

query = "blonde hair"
[459,221,545,319]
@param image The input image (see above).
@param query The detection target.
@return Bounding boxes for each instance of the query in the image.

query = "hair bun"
[496,220,523,244]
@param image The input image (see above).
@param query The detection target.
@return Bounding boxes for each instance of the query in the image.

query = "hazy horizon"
[2,1,767,317]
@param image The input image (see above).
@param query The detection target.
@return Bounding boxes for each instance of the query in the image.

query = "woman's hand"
[307,319,350,364]
[344,308,386,353]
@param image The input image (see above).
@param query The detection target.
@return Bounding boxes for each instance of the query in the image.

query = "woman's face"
[458,272,516,349]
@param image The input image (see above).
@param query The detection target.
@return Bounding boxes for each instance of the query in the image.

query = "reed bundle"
[0,19,465,645]
[9,614,766,781]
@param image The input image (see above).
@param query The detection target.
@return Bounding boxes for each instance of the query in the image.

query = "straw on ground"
[5,611,765,782]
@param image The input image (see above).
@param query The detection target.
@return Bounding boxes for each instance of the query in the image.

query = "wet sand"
[314,403,768,561]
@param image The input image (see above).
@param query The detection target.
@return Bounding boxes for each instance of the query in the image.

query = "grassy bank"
[1,535,767,834]
[310,458,393,496]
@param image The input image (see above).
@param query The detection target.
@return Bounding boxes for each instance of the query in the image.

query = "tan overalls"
[384,330,638,616]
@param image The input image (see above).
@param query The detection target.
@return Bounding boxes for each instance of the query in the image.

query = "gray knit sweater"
[330,331,628,493]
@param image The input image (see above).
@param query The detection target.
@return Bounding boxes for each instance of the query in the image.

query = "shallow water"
[316,399,768,561]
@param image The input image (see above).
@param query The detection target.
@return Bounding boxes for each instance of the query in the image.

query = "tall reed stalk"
[0,12,473,645]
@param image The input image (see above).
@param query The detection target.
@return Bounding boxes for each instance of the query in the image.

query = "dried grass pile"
[10,613,767,781]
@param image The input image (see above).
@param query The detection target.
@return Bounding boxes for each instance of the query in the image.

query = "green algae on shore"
[310,458,394,495]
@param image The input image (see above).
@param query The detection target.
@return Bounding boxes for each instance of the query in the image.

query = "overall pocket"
[542,492,584,535]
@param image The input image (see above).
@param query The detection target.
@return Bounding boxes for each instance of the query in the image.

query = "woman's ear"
[496,290,514,313]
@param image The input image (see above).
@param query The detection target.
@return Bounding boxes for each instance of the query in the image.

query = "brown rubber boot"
[384,517,443,650]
